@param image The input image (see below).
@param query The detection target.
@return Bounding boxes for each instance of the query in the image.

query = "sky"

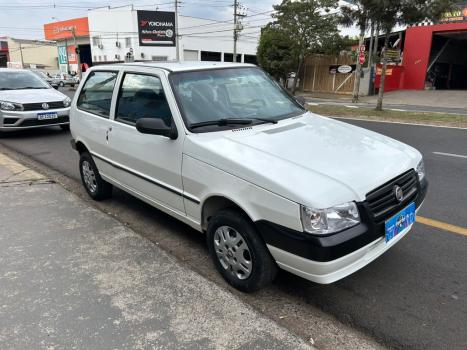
[0,0,360,40]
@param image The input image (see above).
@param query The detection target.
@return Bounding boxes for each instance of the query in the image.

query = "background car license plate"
[37,112,58,120]
[385,202,416,242]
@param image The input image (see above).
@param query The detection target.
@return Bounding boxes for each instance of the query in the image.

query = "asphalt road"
[0,111,466,349]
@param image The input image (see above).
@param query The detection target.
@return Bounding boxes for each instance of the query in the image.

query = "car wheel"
[59,81,64,87]
[207,209,278,292]
[79,152,112,201]
[60,124,70,131]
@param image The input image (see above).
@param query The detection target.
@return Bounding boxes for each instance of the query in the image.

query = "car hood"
[184,113,422,208]
[0,88,66,104]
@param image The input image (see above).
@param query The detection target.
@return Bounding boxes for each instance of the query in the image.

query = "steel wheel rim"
[213,226,252,280]
[82,160,97,193]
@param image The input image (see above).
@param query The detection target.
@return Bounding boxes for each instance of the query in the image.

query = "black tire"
[59,81,64,87]
[60,124,70,131]
[207,209,278,293]
[79,152,113,201]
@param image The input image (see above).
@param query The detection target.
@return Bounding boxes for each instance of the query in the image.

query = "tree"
[340,1,379,103]
[374,0,456,111]
[272,0,340,95]
[257,24,296,87]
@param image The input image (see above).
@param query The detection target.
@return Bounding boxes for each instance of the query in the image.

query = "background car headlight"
[300,202,360,235]
[63,97,72,107]
[416,159,425,181]
[0,101,23,111]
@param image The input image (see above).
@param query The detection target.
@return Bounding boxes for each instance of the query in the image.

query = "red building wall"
[402,22,467,90]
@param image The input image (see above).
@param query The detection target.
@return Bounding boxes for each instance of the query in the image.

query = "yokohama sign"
[137,11,176,47]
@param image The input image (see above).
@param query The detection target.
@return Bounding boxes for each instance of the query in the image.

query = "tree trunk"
[291,55,304,95]
[368,21,375,68]
[352,24,366,103]
[376,33,390,111]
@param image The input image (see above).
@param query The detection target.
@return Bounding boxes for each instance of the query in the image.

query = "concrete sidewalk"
[299,90,467,111]
[0,153,313,350]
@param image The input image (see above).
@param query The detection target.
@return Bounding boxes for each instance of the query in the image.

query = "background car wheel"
[79,152,112,201]
[207,209,278,293]
[60,124,70,131]
[59,81,64,87]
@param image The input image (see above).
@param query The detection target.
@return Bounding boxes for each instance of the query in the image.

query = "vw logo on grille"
[42,103,49,110]
[394,185,404,202]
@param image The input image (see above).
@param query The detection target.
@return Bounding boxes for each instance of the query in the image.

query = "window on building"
[223,53,241,62]
[93,55,97,62]
[151,56,168,62]
[200,51,222,62]
[103,55,107,61]
[77,71,118,118]
[98,55,102,61]
[116,73,172,126]
[244,55,257,65]
[125,37,131,48]
[92,36,99,46]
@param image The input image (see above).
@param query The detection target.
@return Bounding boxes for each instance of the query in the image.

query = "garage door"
[184,50,198,61]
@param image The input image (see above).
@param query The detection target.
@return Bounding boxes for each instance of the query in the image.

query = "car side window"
[77,71,117,118]
[116,73,173,126]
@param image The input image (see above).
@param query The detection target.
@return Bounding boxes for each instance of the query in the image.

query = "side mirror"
[295,96,307,107]
[135,118,178,140]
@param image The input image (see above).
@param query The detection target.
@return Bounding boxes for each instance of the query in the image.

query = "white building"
[87,6,259,65]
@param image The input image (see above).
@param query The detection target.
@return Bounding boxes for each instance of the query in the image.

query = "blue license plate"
[385,202,416,242]
[37,112,58,120]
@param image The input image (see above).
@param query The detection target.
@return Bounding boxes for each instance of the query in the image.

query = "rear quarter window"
[77,71,118,118]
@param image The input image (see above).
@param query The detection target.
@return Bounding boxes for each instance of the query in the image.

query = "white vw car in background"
[0,68,71,132]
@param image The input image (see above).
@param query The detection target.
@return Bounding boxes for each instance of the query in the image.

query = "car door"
[74,69,120,178]
[105,67,186,214]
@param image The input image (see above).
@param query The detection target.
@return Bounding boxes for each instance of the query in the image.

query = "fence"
[300,53,356,94]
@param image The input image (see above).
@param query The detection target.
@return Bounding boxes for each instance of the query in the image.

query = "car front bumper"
[0,108,70,130]
[256,178,428,284]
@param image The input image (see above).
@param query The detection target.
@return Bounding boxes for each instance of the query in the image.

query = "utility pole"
[19,42,24,68]
[175,0,180,61]
[65,37,70,74]
[71,27,81,78]
[233,0,238,62]
[232,1,245,62]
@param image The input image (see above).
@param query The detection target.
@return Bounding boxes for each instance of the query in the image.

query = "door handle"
[105,127,112,141]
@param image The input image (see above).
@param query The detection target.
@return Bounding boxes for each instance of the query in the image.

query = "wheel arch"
[74,140,90,154]
[201,195,255,231]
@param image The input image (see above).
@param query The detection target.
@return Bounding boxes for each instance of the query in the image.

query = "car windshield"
[0,70,50,90]
[169,67,305,132]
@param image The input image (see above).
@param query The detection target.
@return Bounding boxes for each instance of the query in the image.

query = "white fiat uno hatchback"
[70,62,427,292]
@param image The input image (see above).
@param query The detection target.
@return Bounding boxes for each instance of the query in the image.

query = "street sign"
[359,53,366,65]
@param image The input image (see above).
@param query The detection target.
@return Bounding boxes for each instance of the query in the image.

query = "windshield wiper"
[249,117,278,125]
[190,118,254,129]
[20,87,48,89]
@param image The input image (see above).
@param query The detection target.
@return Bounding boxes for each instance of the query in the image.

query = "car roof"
[0,68,33,73]
[90,61,256,73]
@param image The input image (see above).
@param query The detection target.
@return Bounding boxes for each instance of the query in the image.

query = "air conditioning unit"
[115,41,121,48]
[115,54,120,60]
[141,52,145,58]
[98,43,104,49]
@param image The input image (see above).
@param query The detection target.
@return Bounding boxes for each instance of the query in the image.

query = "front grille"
[15,115,69,127]
[22,101,65,111]
[364,170,419,223]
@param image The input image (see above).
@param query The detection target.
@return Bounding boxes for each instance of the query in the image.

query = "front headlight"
[416,159,425,181]
[300,202,360,235]
[0,101,23,111]
[63,97,71,107]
